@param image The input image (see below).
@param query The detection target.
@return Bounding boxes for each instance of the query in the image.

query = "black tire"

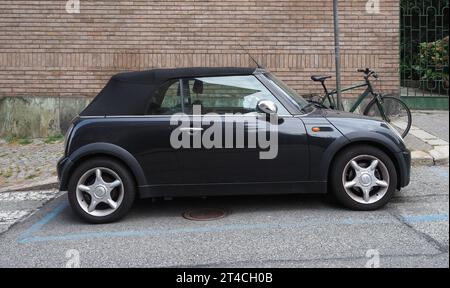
[363,95,412,138]
[330,145,397,211]
[68,157,136,224]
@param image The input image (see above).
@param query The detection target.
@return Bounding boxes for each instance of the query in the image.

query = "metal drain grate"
[183,208,228,221]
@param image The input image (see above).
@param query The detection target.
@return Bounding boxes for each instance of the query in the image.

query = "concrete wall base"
[0,96,91,138]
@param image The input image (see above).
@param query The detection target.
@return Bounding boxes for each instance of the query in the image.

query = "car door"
[177,75,309,189]
[132,79,186,186]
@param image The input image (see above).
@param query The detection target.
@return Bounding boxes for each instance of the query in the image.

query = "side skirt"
[137,182,328,199]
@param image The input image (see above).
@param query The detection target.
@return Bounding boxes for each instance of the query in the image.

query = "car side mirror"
[257,100,278,115]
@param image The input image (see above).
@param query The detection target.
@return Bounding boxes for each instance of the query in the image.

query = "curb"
[0,177,58,193]
[408,126,449,166]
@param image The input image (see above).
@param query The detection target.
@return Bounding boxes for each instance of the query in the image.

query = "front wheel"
[330,145,397,210]
[363,95,412,138]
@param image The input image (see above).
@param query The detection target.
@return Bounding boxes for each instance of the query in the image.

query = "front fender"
[317,123,409,186]
[58,142,147,191]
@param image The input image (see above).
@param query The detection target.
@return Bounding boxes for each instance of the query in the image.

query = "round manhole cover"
[183,208,228,221]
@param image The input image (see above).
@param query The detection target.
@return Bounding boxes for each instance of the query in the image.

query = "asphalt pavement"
[0,165,448,268]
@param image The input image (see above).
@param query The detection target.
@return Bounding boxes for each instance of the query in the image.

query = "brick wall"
[0,0,400,99]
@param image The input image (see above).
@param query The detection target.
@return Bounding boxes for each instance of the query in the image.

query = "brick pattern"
[0,0,400,99]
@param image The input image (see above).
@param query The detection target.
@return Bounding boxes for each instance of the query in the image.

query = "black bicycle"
[310,68,412,138]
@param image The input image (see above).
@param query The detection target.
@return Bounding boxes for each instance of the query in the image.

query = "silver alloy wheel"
[75,167,124,217]
[342,155,390,204]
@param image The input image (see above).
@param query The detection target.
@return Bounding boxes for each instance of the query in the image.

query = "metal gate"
[400,0,449,109]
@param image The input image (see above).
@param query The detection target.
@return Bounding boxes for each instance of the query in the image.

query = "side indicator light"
[312,127,321,132]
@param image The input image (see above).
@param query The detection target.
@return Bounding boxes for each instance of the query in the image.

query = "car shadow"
[129,193,341,218]
[57,193,342,226]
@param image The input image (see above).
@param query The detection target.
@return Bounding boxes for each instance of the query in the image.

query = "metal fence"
[400,0,449,108]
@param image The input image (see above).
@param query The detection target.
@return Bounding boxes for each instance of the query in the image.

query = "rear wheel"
[68,157,136,224]
[330,145,397,210]
[363,95,412,138]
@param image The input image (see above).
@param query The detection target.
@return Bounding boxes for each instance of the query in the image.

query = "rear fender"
[59,143,147,193]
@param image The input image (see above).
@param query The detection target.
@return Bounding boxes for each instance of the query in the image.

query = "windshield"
[263,73,309,112]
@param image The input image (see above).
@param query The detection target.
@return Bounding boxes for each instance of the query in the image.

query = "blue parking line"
[19,218,393,244]
[17,201,449,244]
[18,201,69,243]
[403,214,449,223]
[439,171,449,179]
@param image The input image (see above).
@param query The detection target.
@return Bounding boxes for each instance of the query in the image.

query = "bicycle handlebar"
[357,68,378,79]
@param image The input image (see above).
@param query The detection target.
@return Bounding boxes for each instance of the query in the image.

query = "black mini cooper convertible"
[57,67,411,223]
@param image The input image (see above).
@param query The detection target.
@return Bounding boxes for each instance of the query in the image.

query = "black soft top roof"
[80,67,256,116]
[114,67,256,83]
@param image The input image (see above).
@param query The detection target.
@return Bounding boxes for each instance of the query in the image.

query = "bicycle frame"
[324,77,387,119]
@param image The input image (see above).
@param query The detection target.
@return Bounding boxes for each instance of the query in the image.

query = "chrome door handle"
[180,127,203,135]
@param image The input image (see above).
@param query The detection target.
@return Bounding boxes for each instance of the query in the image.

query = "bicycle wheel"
[363,95,412,138]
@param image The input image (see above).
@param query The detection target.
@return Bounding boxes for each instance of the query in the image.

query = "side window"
[183,75,289,115]
[147,80,182,115]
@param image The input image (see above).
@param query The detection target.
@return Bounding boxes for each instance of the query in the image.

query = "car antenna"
[238,44,264,69]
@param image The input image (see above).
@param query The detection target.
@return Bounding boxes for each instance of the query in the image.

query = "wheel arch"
[322,139,403,191]
[59,143,147,196]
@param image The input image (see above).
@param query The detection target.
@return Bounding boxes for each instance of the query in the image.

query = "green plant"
[5,135,17,144]
[416,36,449,88]
[400,54,421,81]
[45,134,64,144]
[4,135,32,145]
[3,169,13,178]
[26,174,38,180]
[18,138,33,145]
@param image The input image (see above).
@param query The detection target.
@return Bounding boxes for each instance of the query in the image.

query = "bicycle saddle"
[311,75,332,82]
